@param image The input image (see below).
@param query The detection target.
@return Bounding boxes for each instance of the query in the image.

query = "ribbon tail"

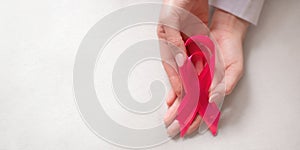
[176,57,200,137]
[209,110,220,136]
[201,102,221,136]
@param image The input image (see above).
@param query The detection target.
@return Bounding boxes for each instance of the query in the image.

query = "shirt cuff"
[209,0,265,25]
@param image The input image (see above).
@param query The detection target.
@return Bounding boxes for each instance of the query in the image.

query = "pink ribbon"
[176,35,221,137]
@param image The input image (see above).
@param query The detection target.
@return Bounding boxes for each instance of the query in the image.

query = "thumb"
[224,64,244,95]
[163,26,187,96]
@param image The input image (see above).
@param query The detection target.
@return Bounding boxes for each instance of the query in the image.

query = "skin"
[157,0,210,136]
[157,0,249,136]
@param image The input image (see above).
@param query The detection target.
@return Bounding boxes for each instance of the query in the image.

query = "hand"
[157,0,210,136]
[159,7,250,136]
[210,9,249,96]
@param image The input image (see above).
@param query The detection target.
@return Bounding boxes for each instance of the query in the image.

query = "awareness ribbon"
[176,35,221,137]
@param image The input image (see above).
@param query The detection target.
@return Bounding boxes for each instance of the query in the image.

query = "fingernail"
[175,53,185,67]
[167,120,180,137]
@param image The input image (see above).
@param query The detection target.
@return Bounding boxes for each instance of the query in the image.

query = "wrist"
[210,9,249,40]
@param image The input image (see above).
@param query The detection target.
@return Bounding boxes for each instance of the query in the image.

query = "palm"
[211,29,244,95]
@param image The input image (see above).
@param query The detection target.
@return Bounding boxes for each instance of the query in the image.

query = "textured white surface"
[0,0,300,149]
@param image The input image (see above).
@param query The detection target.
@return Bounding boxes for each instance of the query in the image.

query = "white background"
[0,0,300,149]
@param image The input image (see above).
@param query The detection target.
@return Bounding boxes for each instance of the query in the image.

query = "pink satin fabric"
[176,35,221,137]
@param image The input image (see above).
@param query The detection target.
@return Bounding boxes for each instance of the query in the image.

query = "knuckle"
[167,37,183,48]
[163,116,171,126]
[163,117,169,125]
[157,32,165,39]
[156,25,165,39]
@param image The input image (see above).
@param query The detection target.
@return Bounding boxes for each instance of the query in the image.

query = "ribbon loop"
[176,35,221,137]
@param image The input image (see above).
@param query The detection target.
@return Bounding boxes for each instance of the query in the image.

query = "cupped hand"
[157,0,210,136]
[158,1,250,136]
[210,9,249,96]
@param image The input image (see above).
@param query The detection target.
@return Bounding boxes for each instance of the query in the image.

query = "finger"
[166,89,176,107]
[159,26,187,97]
[164,99,180,127]
[162,61,182,96]
[159,39,182,96]
[167,120,180,137]
[209,78,225,103]
[224,64,243,95]
[164,26,187,54]
[157,24,166,39]
[209,57,225,93]
[164,27,187,97]
[186,115,202,136]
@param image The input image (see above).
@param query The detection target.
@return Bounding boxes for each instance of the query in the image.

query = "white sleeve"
[209,0,265,25]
